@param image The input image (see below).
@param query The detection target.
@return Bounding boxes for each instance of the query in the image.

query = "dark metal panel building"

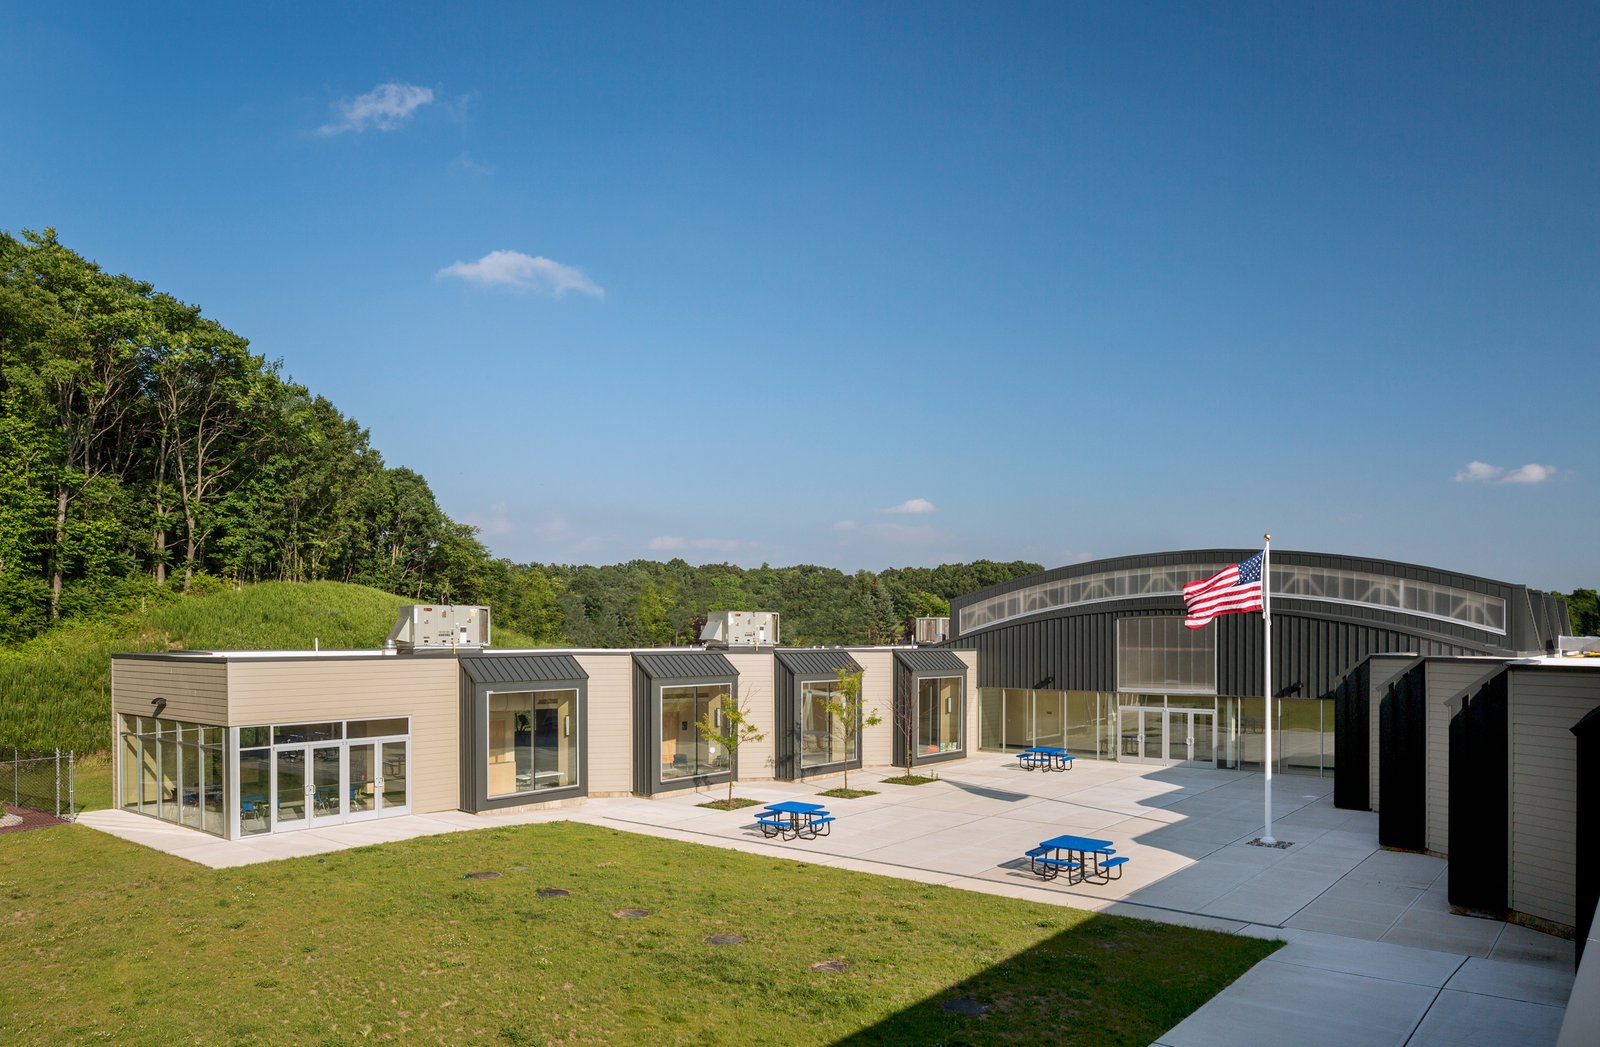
[947,549,1566,700]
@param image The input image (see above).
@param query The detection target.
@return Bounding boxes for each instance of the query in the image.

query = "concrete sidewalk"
[77,753,1576,1044]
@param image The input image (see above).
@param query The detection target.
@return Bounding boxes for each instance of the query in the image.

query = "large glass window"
[487,689,578,798]
[1117,617,1217,694]
[800,679,852,769]
[915,677,963,755]
[660,684,729,780]
[117,715,226,837]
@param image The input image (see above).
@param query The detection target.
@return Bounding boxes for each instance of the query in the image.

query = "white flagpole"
[1261,533,1275,845]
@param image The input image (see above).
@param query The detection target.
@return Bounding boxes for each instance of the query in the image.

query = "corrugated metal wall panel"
[950,601,1501,702]
[774,650,863,676]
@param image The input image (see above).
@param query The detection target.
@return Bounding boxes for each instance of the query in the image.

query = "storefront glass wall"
[117,715,226,836]
[978,689,1335,774]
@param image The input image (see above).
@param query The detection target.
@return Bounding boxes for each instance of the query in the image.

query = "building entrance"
[1118,702,1216,765]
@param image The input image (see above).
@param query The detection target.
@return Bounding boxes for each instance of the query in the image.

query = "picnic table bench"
[1022,833,1127,884]
[1018,747,1076,771]
[756,801,834,841]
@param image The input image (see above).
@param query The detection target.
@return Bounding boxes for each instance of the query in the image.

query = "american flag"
[1183,552,1265,629]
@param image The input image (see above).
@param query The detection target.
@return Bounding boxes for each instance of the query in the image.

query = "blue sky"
[3,3,1596,589]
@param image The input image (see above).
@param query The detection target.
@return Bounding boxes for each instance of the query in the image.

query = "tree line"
[0,228,1041,647]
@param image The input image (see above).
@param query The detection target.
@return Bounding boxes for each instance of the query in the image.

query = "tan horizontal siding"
[1424,662,1498,855]
[722,649,776,780]
[575,653,634,794]
[1508,670,1600,930]
[226,658,459,815]
[112,659,229,727]
[958,651,979,760]
[853,650,897,769]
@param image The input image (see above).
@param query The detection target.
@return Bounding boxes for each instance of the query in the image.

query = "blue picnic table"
[1018,747,1075,771]
[756,801,835,840]
[1029,833,1127,883]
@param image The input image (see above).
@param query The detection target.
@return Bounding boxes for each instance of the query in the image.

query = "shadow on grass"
[829,913,1276,1047]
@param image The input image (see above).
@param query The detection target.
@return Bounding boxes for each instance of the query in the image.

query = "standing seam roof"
[460,653,588,684]
[633,651,738,679]
[894,649,968,672]
[774,650,863,676]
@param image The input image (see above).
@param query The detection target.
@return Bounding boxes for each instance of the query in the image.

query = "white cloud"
[318,81,434,136]
[647,536,685,551]
[1502,463,1557,484]
[1454,461,1558,485]
[831,519,858,532]
[1455,461,1504,482]
[881,498,936,515]
[436,250,604,298]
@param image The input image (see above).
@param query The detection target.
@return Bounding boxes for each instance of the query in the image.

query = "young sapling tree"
[695,692,767,808]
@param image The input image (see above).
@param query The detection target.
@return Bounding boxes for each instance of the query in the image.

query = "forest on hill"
[0,229,1041,650]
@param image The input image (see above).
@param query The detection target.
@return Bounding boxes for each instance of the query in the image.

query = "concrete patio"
[79,752,1576,1044]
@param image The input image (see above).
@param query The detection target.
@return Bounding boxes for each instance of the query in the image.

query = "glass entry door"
[1119,706,1165,762]
[1121,705,1216,764]
[274,749,307,830]
[1163,710,1215,765]
[347,743,380,821]
[1189,711,1215,764]
[254,721,410,835]
[307,744,344,826]
[380,740,410,815]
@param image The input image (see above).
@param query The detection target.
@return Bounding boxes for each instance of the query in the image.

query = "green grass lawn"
[0,822,1275,1046]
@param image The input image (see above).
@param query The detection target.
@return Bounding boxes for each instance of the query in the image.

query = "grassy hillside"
[0,581,539,755]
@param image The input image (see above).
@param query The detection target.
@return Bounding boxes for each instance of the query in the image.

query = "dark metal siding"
[774,657,797,780]
[631,653,740,797]
[774,650,863,676]
[460,653,588,684]
[951,600,1498,700]
[773,650,867,781]
[948,551,1563,679]
[891,653,968,769]
[1448,669,1509,915]
[634,651,737,679]
[894,649,967,673]
[458,660,588,814]
[1334,662,1371,811]
[1379,663,1428,851]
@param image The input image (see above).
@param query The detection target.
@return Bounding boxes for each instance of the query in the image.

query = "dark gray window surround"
[459,653,589,813]
[893,649,969,768]
[773,649,865,781]
[632,651,740,796]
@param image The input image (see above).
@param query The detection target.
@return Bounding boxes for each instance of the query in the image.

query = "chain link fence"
[1,748,76,821]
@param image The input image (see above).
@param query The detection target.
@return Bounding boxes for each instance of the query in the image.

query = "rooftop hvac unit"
[914,617,951,644]
[387,605,491,652]
[700,610,779,648]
